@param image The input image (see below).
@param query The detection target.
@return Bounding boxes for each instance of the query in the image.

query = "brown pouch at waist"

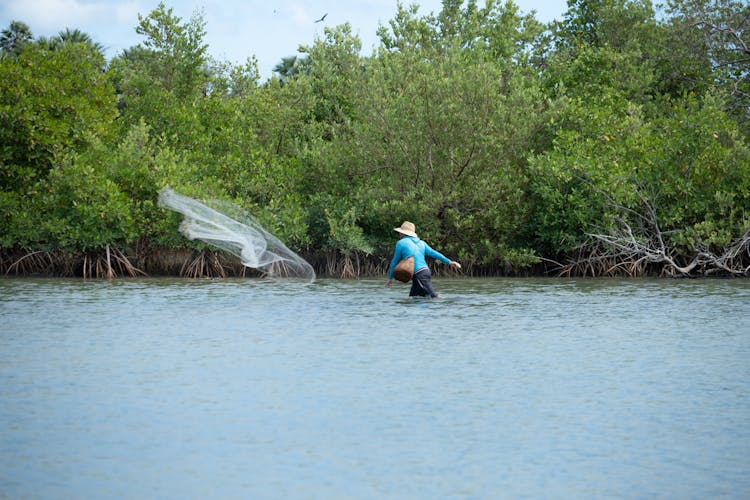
[393,256,414,282]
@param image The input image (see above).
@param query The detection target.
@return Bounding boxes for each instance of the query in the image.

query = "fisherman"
[386,221,461,298]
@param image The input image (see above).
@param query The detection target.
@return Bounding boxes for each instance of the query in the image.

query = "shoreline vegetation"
[2,243,748,279]
[2,1,749,280]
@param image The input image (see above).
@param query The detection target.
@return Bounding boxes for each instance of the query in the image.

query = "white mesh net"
[158,188,315,282]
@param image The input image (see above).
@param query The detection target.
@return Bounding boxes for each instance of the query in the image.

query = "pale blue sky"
[1,0,569,79]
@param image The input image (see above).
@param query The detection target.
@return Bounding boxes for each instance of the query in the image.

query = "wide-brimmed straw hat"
[394,221,418,237]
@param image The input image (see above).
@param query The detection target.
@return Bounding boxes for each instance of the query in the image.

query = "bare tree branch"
[558,187,750,277]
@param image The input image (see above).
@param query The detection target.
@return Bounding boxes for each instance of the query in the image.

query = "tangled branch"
[560,188,750,277]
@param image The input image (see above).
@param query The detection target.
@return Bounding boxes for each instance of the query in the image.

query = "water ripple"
[1,277,749,498]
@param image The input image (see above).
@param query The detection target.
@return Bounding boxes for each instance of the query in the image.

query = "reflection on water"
[1,277,749,498]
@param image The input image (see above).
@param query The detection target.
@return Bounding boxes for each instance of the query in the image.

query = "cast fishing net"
[158,188,315,282]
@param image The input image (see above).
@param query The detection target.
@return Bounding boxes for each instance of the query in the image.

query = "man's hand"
[386,279,393,287]
[449,261,462,270]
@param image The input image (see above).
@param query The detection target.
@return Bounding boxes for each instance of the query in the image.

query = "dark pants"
[410,268,439,298]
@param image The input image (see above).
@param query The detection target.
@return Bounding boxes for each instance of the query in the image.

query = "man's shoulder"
[396,237,421,251]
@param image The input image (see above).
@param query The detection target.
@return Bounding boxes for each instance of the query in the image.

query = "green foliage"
[665,0,750,128]
[108,2,210,145]
[527,91,750,257]
[1,120,184,251]
[2,1,749,276]
[0,42,117,188]
[133,2,208,97]
[36,28,106,58]
[272,55,306,86]
[101,120,187,245]
[553,0,657,50]
[32,154,137,251]
[325,0,549,264]
[1,21,32,57]
[0,190,33,248]
[305,194,373,255]
[544,0,660,105]
[637,94,750,252]
[207,57,261,97]
[298,23,363,135]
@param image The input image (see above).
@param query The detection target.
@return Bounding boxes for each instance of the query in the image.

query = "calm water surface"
[1,277,749,499]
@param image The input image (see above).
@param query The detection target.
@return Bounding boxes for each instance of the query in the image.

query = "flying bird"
[314,13,328,23]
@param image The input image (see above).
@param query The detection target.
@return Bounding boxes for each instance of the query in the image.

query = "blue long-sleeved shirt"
[388,236,450,279]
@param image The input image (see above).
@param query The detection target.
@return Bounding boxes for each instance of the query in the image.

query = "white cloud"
[288,3,310,27]
[4,0,106,30]
[113,1,145,24]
